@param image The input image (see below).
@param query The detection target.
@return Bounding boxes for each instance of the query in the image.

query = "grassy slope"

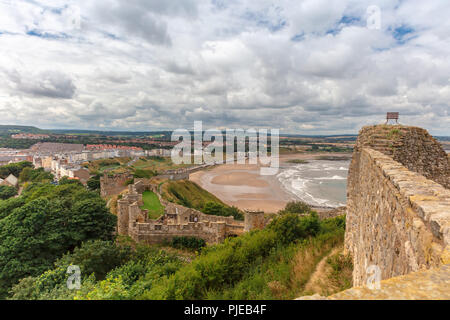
[209,230,347,299]
[160,180,228,210]
[10,215,351,300]
[141,191,165,219]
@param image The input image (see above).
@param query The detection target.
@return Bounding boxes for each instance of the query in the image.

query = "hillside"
[160,180,244,220]
[0,125,48,135]
[7,211,350,300]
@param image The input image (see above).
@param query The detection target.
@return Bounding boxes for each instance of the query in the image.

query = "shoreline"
[189,152,351,213]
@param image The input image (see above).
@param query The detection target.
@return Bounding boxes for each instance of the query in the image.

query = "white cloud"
[0,0,449,135]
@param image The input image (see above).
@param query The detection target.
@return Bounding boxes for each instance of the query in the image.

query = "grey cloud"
[1,0,449,135]
[86,0,199,46]
[11,70,76,99]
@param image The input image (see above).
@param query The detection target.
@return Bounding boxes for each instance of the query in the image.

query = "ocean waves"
[277,160,349,208]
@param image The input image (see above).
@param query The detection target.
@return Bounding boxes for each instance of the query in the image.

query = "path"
[304,247,341,293]
[14,186,23,198]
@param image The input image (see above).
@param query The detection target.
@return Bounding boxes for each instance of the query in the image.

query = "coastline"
[189,152,351,213]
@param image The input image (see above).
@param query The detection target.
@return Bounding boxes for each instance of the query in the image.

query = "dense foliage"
[19,167,54,183]
[87,175,101,191]
[278,201,312,215]
[169,236,206,251]
[202,202,244,220]
[0,139,38,149]
[0,186,17,200]
[0,182,116,298]
[9,211,347,300]
[0,161,33,179]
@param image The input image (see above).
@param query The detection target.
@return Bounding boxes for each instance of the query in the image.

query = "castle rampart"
[100,172,133,198]
[346,125,450,287]
[117,180,251,244]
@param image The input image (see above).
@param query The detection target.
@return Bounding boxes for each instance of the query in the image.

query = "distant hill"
[0,125,48,135]
[49,129,172,137]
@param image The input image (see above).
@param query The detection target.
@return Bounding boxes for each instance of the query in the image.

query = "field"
[140,191,165,219]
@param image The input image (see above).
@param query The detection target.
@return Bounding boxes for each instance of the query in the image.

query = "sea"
[277,160,350,208]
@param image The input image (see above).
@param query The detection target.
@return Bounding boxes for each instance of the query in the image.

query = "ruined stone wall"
[117,180,245,244]
[346,147,450,287]
[244,211,266,232]
[352,125,449,189]
[130,221,230,244]
[100,173,133,198]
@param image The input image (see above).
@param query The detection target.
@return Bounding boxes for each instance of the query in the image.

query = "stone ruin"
[100,172,133,198]
[299,124,450,300]
[100,164,216,198]
[342,124,450,298]
[117,180,267,244]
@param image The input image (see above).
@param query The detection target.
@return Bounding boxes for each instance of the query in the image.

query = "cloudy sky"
[0,0,449,135]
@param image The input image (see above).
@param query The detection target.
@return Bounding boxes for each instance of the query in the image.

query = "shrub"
[19,167,53,183]
[0,185,17,200]
[0,161,33,179]
[0,183,116,298]
[279,201,311,215]
[268,212,320,244]
[170,237,206,251]
[87,175,101,191]
[202,202,244,220]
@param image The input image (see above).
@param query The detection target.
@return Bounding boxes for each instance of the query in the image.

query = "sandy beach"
[189,153,351,213]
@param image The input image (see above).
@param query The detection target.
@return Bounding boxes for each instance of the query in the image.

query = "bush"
[87,175,101,191]
[279,201,311,214]
[0,183,116,298]
[43,215,348,300]
[170,237,206,251]
[55,240,132,281]
[0,197,25,220]
[19,167,53,183]
[268,212,320,244]
[202,201,225,216]
[0,185,17,200]
[59,176,83,186]
[0,161,33,179]
[202,202,244,220]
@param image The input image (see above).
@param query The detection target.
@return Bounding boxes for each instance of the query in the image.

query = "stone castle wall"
[100,173,133,198]
[352,125,449,188]
[244,211,266,232]
[346,125,450,287]
[117,180,247,244]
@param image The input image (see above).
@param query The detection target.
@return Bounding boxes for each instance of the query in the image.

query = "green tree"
[279,201,311,215]
[268,212,321,244]
[203,201,225,216]
[55,240,131,281]
[0,186,116,298]
[0,197,25,220]
[59,176,83,186]
[0,186,17,200]
[87,175,101,191]
[19,167,32,182]
[0,161,33,178]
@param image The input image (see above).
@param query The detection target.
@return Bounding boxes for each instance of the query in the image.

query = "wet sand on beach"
[189,153,351,213]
